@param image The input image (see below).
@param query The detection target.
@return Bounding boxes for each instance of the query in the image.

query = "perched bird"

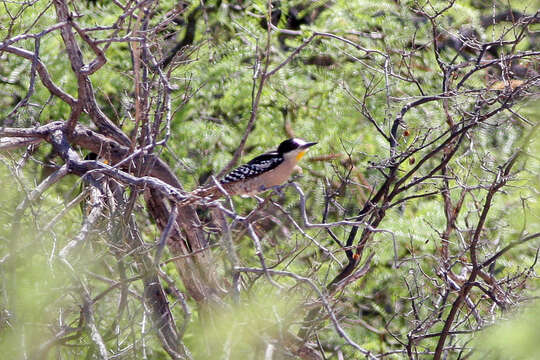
[187,138,317,203]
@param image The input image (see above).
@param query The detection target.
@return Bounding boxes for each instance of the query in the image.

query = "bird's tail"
[180,185,223,206]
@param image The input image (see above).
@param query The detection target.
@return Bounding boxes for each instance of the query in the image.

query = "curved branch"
[1,45,77,106]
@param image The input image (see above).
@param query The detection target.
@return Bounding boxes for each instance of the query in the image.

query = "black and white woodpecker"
[189,138,317,202]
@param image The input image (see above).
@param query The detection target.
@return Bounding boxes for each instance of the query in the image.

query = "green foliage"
[472,303,540,360]
[188,289,303,359]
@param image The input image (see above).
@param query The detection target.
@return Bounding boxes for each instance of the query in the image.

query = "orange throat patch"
[296,150,307,162]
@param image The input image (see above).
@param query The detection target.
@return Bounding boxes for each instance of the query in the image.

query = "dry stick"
[331,252,375,293]
[246,222,283,289]
[339,74,532,288]
[0,123,193,204]
[144,40,174,158]
[456,51,540,90]
[76,160,188,203]
[218,209,241,302]
[284,182,397,268]
[94,36,144,44]
[0,21,67,49]
[432,153,519,360]
[324,93,455,292]
[218,1,316,177]
[206,180,346,267]
[59,184,104,260]
[15,164,69,212]
[268,23,386,57]
[70,20,107,75]
[298,53,530,342]
[82,294,110,360]
[47,129,107,261]
[90,274,143,304]
[32,323,84,359]
[270,201,342,265]
[217,32,270,177]
[288,182,393,230]
[124,214,185,360]
[343,84,389,141]
[1,45,76,106]
[43,189,88,231]
[440,167,466,268]
[481,232,540,269]
[154,204,178,265]
[137,7,157,167]
[265,33,316,78]
[160,244,218,264]
[53,1,86,138]
[53,0,131,146]
[157,268,192,338]
[0,120,64,137]
[0,137,42,150]
[236,267,377,360]
[5,38,40,121]
[219,21,389,177]
[130,9,144,151]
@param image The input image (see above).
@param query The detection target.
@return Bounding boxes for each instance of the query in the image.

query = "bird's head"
[277,138,317,162]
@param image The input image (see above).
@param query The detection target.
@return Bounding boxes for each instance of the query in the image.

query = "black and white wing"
[221,152,283,184]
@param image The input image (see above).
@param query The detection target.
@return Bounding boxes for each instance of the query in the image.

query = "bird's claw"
[258,183,288,199]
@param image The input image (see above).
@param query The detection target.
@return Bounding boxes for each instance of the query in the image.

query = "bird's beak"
[300,142,317,149]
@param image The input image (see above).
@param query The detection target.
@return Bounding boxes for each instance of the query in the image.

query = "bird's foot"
[269,184,288,196]
[258,183,288,197]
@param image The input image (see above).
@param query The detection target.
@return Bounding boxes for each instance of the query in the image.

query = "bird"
[186,138,317,203]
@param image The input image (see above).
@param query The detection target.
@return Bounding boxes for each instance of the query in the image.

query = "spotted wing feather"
[221,152,283,184]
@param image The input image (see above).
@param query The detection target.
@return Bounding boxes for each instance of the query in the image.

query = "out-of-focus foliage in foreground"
[472,301,540,360]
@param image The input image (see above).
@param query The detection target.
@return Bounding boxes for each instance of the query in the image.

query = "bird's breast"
[224,160,296,196]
